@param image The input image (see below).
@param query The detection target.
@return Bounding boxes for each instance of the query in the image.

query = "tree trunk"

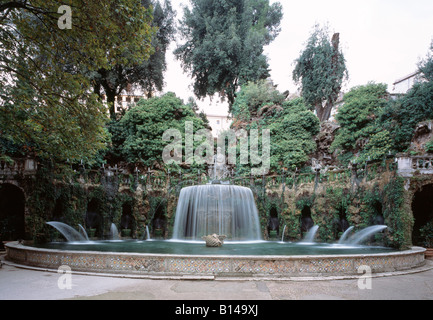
[315,102,325,122]
[104,88,117,120]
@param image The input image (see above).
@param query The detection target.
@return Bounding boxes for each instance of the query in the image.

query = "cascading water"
[301,225,319,243]
[47,222,87,242]
[172,185,262,241]
[78,224,89,241]
[110,223,120,240]
[344,225,387,245]
[281,225,287,242]
[146,225,151,241]
[338,226,354,244]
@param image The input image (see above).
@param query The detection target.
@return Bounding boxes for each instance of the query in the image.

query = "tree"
[230,81,319,173]
[268,98,320,170]
[0,0,155,162]
[381,81,433,153]
[293,24,348,122]
[379,42,433,154]
[419,39,433,82]
[331,83,390,163]
[174,0,283,108]
[92,0,175,118]
[116,93,209,168]
[230,79,287,122]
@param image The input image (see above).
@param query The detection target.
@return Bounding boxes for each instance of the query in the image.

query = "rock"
[202,234,226,247]
[313,121,340,167]
[410,121,433,154]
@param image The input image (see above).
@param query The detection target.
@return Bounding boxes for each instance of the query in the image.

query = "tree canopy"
[231,81,320,173]
[293,24,348,122]
[418,39,433,82]
[92,0,175,119]
[331,83,391,163]
[113,93,209,169]
[175,0,283,107]
[0,0,156,162]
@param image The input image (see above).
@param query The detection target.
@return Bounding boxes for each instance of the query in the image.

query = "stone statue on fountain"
[209,147,230,183]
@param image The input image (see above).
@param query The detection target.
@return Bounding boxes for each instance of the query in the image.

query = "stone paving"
[0,254,432,300]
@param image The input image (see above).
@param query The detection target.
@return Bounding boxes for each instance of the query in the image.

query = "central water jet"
[172,184,262,241]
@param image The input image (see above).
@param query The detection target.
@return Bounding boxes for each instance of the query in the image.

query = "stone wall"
[1,157,432,249]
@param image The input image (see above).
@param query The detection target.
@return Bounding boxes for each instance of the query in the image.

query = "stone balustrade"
[396,155,433,177]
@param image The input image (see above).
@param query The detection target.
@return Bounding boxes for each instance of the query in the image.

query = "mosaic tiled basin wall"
[5,242,426,278]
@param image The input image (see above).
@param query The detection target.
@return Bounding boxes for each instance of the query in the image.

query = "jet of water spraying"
[301,226,319,243]
[47,222,87,242]
[345,225,387,245]
[338,226,354,244]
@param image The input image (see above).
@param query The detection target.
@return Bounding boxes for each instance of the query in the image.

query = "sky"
[162,0,433,116]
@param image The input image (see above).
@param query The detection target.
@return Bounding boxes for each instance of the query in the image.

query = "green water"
[34,240,397,256]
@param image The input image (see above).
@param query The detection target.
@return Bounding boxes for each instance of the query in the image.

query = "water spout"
[281,225,287,242]
[301,226,319,243]
[172,185,262,241]
[47,222,87,242]
[345,225,387,245]
[338,226,354,244]
[110,223,120,240]
[146,225,151,241]
[78,224,89,241]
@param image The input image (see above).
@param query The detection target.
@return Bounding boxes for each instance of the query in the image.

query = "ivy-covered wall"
[274,165,413,250]
[2,158,421,250]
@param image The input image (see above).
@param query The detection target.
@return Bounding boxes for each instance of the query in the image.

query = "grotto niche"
[412,184,433,247]
[0,184,25,248]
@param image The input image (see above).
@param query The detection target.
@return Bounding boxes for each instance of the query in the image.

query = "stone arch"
[151,199,167,239]
[411,183,433,246]
[0,183,26,247]
[300,204,314,236]
[85,198,103,238]
[120,202,135,236]
[267,203,280,239]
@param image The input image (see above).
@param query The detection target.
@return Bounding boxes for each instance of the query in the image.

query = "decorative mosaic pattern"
[5,243,426,278]
[167,258,231,274]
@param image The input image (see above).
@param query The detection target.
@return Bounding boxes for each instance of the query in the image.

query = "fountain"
[16,219,422,279]
[172,148,261,241]
[110,223,120,240]
[146,225,151,241]
[344,225,388,245]
[11,152,423,278]
[46,222,87,242]
[78,224,89,241]
[338,226,354,244]
[301,225,319,243]
[281,225,287,242]
[172,185,262,241]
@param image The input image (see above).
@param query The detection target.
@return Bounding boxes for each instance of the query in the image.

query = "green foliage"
[231,80,287,121]
[382,177,412,249]
[419,221,433,247]
[0,0,156,162]
[418,39,433,82]
[269,99,320,170]
[360,130,393,162]
[293,24,348,121]
[115,93,208,168]
[232,88,320,173]
[425,140,433,153]
[175,0,283,106]
[381,81,433,152]
[332,83,390,163]
[92,0,175,118]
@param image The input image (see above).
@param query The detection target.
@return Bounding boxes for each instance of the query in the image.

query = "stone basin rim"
[5,241,426,260]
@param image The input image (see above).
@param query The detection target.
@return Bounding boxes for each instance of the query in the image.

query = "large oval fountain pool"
[32,239,397,256]
[4,181,427,278]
